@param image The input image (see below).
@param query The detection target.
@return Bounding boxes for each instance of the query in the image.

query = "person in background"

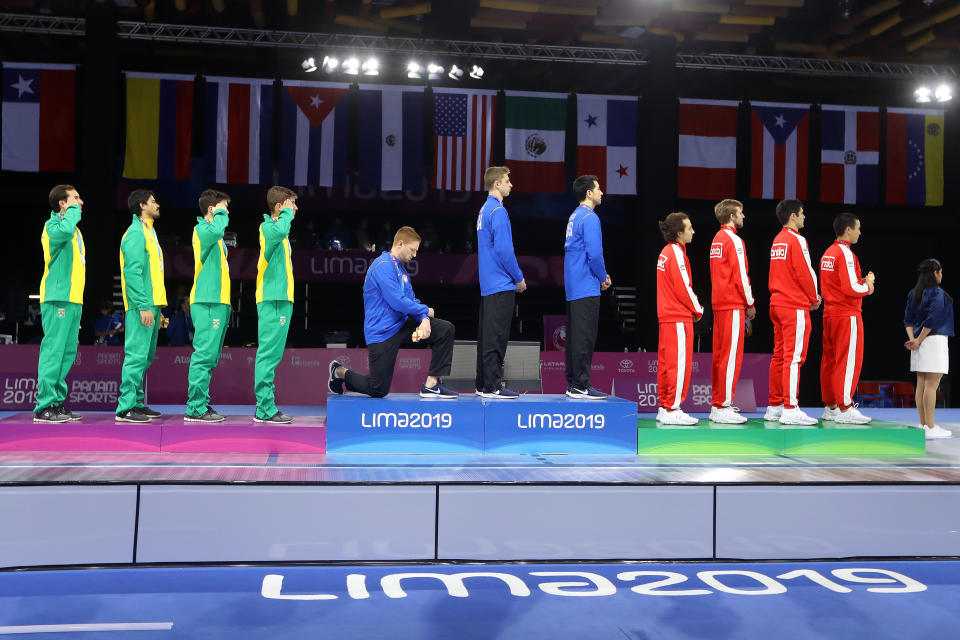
[166,298,194,347]
[94,300,124,346]
[355,218,373,251]
[323,217,352,250]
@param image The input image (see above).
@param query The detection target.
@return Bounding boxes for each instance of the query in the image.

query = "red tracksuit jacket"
[820,240,869,317]
[657,242,704,322]
[710,225,755,311]
[768,227,819,309]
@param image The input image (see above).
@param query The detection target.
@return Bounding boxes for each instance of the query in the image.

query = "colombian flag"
[886,107,945,206]
[122,72,195,180]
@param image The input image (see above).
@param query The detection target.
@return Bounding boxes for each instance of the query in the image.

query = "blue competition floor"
[0,561,956,638]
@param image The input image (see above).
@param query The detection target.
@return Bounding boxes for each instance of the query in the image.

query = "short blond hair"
[393,226,421,245]
[484,166,510,191]
[714,199,743,224]
[267,185,297,212]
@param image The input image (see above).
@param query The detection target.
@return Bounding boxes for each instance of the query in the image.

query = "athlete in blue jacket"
[563,175,612,399]
[328,226,457,399]
[475,166,526,398]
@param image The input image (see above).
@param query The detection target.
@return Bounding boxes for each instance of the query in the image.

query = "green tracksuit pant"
[34,301,82,413]
[117,305,160,415]
[186,303,230,417]
[254,300,292,419]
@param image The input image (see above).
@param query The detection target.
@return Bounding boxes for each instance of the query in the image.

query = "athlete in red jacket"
[766,199,821,426]
[656,212,704,426]
[819,213,875,424]
[709,199,755,424]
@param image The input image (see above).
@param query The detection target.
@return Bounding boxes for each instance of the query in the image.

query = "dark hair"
[775,199,803,226]
[572,175,599,202]
[198,189,230,215]
[48,184,76,211]
[658,212,689,243]
[913,258,952,308]
[833,212,858,238]
[127,189,156,216]
[267,185,297,212]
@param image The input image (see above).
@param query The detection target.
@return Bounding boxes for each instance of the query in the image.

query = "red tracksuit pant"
[712,308,745,408]
[658,321,694,410]
[768,306,811,409]
[821,314,864,410]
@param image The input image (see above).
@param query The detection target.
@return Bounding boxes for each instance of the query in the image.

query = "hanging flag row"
[678,99,945,206]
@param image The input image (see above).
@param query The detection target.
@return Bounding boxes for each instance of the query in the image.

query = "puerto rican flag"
[677,98,738,200]
[279,80,350,187]
[204,76,273,184]
[820,105,879,204]
[1,62,75,172]
[357,84,424,192]
[750,101,810,200]
[576,93,638,195]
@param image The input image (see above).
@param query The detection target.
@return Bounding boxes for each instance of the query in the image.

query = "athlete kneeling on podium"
[328,226,457,399]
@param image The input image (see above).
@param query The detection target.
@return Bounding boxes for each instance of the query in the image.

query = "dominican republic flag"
[122,72,195,180]
[750,101,810,200]
[887,107,945,207]
[576,93,637,195]
[677,98,738,200]
[1,62,75,172]
[279,80,349,187]
[504,90,566,193]
[433,88,496,191]
[204,76,273,184]
[820,105,879,205]
[357,85,424,191]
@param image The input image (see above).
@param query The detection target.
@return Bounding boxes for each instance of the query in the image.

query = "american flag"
[433,88,496,191]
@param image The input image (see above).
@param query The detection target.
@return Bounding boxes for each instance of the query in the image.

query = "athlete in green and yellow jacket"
[34,185,86,423]
[185,189,232,422]
[254,186,297,423]
[116,190,167,423]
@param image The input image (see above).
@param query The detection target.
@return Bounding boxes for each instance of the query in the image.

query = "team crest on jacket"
[770,243,788,260]
[821,256,836,272]
[710,243,723,259]
[656,255,668,271]
[279,316,287,326]
[212,318,221,328]
[57,308,65,318]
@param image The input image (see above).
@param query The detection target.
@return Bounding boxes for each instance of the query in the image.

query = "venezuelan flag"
[886,107,945,206]
[122,72,195,180]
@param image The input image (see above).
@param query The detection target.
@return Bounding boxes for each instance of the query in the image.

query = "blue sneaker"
[420,381,458,399]
[328,360,344,395]
[481,387,519,399]
[585,386,607,400]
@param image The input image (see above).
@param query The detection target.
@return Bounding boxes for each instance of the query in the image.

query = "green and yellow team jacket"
[256,208,294,303]
[189,208,230,305]
[120,215,167,311]
[39,204,85,304]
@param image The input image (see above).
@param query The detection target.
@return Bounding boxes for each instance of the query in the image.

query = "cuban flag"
[576,93,638,195]
[750,101,810,200]
[357,85,424,192]
[820,105,879,205]
[279,80,349,187]
[204,76,273,184]
[1,62,75,172]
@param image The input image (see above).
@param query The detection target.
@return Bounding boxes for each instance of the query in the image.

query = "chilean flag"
[750,101,810,200]
[820,105,879,205]
[576,93,638,195]
[204,76,273,184]
[357,85,424,191]
[279,80,349,187]
[1,62,75,172]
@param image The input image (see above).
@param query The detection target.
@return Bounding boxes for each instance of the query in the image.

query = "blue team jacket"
[477,195,523,296]
[904,287,955,337]
[564,204,608,302]
[363,252,430,345]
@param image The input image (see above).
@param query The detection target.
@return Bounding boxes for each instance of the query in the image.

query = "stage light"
[321,56,339,73]
[914,86,931,103]
[361,57,380,76]
[301,57,317,72]
[448,64,463,80]
[407,61,422,79]
[469,64,484,80]
[343,57,360,75]
[935,83,953,102]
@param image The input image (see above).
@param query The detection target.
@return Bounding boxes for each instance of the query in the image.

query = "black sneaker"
[116,409,151,423]
[420,382,458,399]
[565,386,589,399]
[480,387,519,399]
[34,406,69,423]
[207,406,226,420]
[139,406,162,419]
[184,409,227,423]
[56,404,83,421]
[254,411,294,424]
[328,360,345,395]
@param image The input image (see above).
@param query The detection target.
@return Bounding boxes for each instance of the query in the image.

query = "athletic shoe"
[420,382,458,399]
[139,406,162,419]
[184,409,227,423]
[585,387,608,400]
[925,424,952,439]
[821,406,840,421]
[254,411,294,424]
[658,408,699,426]
[34,406,69,423]
[116,409,151,423]
[779,407,819,426]
[328,360,345,395]
[710,406,748,424]
[763,405,784,421]
[55,404,83,421]
[834,405,872,425]
[566,386,589,399]
[481,387,519,399]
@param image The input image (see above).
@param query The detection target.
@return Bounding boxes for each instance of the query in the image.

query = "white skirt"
[910,334,949,374]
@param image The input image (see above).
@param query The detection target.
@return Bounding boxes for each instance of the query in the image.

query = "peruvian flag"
[279,80,350,187]
[750,101,810,200]
[1,62,76,172]
[204,76,274,184]
[677,99,738,199]
[820,105,879,205]
[576,93,637,195]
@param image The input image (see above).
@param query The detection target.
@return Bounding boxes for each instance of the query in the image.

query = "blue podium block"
[483,394,638,454]
[325,393,485,454]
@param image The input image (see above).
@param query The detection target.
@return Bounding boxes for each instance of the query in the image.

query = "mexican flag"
[504,91,567,193]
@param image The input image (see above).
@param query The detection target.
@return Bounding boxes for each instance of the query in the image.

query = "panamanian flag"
[1,62,75,172]
[820,105,879,205]
[279,79,349,187]
[576,93,638,195]
[750,101,810,200]
[357,85,424,191]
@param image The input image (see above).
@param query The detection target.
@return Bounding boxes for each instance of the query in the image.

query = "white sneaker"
[676,410,699,426]
[710,406,748,424]
[925,424,952,439]
[763,405,783,421]
[821,406,840,421]
[835,405,872,425]
[656,406,668,421]
[779,407,819,426]
[658,408,698,425]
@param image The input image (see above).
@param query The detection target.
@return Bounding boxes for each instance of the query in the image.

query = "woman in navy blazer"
[904,258,955,438]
